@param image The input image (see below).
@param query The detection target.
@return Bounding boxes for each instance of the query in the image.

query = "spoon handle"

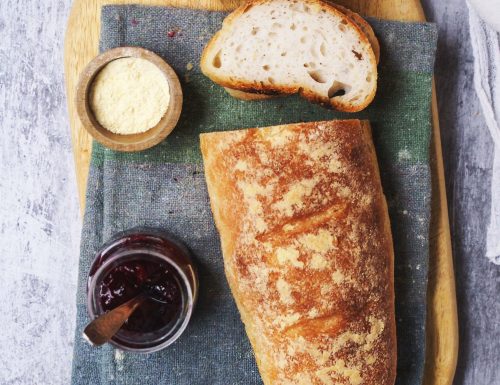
[83,294,147,346]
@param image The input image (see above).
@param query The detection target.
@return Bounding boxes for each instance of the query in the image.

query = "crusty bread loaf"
[201,0,378,112]
[200,120,396,385]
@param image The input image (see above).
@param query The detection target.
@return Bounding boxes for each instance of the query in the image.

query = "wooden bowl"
[76,47,182,152]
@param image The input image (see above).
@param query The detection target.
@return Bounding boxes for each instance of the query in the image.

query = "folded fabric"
[467,1,500,264]
[71,6,438,385]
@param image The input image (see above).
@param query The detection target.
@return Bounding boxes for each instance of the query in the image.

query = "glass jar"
[87,227,198,353]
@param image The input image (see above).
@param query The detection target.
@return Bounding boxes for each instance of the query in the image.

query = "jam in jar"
[87,227,198,352]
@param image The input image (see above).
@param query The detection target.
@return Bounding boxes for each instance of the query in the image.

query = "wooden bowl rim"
[76,46,183,152]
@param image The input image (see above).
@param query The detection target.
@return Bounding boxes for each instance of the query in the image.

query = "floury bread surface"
[200,120,396,385]
[200,0,378,112]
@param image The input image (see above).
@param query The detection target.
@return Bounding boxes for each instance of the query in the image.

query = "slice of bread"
[223,2,380,102]
[329,3,380,64]
[201,0,377,112]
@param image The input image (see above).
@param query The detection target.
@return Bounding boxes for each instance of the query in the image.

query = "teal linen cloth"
[72,5,438,385]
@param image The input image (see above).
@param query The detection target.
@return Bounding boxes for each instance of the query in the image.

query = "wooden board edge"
[64,2,96,212]
[424,82,459,385]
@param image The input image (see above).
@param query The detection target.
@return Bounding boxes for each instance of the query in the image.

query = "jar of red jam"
[87,227,198,353]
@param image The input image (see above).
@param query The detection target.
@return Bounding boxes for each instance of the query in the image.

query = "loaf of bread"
[201,0,378,112]
[200,120,396,385]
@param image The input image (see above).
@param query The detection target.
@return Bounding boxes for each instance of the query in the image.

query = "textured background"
[0,0,498,384]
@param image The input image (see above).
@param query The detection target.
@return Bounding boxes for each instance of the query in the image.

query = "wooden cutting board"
[64,1,458,384]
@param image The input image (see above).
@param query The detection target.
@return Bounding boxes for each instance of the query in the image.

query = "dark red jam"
[88,229,197,339]
[98,258,183,333]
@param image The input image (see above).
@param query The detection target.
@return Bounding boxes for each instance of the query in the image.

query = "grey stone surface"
[0,1,81,384]
[421,1,500,384]
[0,0,498,384]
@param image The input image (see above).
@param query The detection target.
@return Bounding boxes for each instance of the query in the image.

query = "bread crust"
[328,3,380,64]
[224,87,276,100]
[201,0,377,112]
[200,120,396,385]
